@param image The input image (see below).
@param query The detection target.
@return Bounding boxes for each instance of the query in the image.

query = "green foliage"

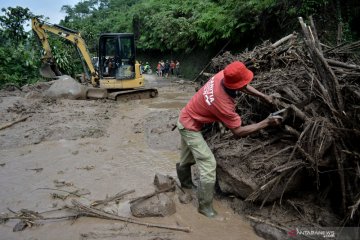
[59,0,280,52]
[222,0,277,31]
[48,38,79,76]
[1,1,359,87]
[297,0,329,17]
[0,6,33,44]
[0,7,41,88]
[0,43,40,88]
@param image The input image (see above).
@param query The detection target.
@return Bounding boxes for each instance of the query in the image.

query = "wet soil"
[0,75,262,240]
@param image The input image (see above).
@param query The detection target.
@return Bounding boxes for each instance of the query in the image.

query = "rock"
[153,173,175,191]
[130,193,176,217]
[253,223,287,240]
[217,165,258,200]
[216,157,303,203]
[13,220,28,232]
[22,81,52,93]
[150,127,165,134]
[43,75,87,99]
[178,191,192,204]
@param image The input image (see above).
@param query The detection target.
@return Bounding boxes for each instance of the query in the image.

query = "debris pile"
[203,17,360,226]
[0,183,190,233]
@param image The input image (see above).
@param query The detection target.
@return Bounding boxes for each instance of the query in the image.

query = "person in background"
[160,60,165,77]
[157,61,162,77]
[176,61,282,218]
[170,60,176,75]
[175,60,180,77]
[143,62,151,73]
[164,60,170,78]
[140,61,144,74]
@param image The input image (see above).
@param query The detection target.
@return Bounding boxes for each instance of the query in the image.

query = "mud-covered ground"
[0,75,263,240]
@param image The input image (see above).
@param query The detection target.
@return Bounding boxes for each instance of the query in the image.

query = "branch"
[0,115,31,131]
[70,200,191,233]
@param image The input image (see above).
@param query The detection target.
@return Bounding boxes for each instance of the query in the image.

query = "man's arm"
[230,116,282,138]
[240,85,273,105]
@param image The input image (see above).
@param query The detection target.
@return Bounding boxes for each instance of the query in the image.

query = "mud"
[0,75,262,240]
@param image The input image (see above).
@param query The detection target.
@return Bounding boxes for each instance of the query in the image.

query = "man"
[176,61,282,218]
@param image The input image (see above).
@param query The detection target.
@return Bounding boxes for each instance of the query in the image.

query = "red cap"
[223,61,253,89]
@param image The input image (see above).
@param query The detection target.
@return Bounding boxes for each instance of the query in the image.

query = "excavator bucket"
[86,87,108,99]
[40,63,57,79]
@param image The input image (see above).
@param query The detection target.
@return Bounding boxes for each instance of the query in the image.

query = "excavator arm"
[31,18,99,86]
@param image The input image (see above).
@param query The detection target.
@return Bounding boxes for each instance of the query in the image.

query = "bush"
[0,43,40,88]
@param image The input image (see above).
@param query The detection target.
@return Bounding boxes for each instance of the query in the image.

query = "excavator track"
[107,88,158,101]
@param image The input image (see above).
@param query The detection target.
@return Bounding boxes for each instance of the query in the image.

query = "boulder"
[44,75,87,99]
[130,193,176,217]
[153,173,175,191]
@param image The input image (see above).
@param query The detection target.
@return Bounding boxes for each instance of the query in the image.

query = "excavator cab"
[98,33,144,89]
[99,34,135,79]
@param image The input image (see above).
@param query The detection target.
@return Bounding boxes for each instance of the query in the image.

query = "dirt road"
[0,75,262,240]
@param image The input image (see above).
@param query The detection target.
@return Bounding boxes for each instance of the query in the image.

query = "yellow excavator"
[31,18,158,100]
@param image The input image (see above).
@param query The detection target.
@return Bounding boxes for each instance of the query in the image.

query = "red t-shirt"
[179,71,241,131]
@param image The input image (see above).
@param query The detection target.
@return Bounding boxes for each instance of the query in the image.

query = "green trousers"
[177,120,216,184]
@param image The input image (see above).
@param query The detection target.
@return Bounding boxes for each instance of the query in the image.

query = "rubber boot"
[176,163,195,189]
[197,182,217,218]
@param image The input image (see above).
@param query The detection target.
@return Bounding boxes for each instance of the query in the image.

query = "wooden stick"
[193,40,231,82]
[309,16,321,51]
[263,146,293,162]
[326,59,360,70]
[129,185,175,204]
[0,115,30,131]
[313,47,344,111]
[91,189,135,207]
[271,33,296,48]
[349,197,360,219]
[245,214,290,233]
[334,146,346,215]
[71,200,191,233]
[36,187,83,197]
[243,137,281,157]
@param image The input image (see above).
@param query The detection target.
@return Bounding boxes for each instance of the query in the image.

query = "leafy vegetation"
[0,0,359,88]
[0,7,40,88]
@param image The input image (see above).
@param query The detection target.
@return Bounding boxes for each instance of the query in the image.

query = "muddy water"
[0,76,262,240]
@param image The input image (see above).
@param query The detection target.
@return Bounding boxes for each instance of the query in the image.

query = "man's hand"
[266,115,283,126]
[264,95,274,105]
[264,92,283,106]
[240,85,280,106]
[230,115,283,137]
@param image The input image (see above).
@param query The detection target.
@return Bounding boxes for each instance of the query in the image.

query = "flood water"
[0,75,262,240]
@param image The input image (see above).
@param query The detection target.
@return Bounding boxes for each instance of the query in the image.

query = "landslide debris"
[200,17,360,229]
[0,80,116,148]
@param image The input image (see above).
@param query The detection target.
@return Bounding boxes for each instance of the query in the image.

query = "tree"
[0,7,43,88]
[0,6,34,44]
